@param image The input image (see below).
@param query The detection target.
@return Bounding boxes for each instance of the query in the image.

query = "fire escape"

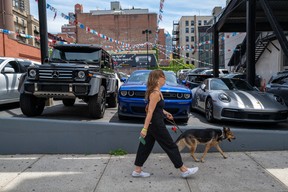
[228,32,281,73]
[172,21,180,59]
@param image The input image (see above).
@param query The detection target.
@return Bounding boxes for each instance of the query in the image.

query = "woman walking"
[132,70,198,178]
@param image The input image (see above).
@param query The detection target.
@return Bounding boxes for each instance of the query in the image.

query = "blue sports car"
[118,70,192,122]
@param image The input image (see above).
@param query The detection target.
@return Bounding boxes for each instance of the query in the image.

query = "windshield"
[51,48,101,63]
[0,59,4,64]
[127,71,178,85]
[271,74,288,84]
[210,78,254,91]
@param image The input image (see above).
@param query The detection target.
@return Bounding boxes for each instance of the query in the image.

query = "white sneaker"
[181,167,199,178]
[132,171,151,178]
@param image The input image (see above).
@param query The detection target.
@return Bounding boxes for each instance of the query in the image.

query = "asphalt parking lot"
[0,99,287,130]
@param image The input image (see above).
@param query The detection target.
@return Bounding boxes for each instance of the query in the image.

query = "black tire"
[89,86,106,119]
[20,93,45,117]
[107,85,118,108]
[205,98,215,123]
[62,99,75,106]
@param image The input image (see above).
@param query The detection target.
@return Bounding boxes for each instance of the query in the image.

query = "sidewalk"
[0,151,287,192]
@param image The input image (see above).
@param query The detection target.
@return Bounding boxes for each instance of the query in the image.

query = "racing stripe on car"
[230,92,245,108]
[238,91,263,109]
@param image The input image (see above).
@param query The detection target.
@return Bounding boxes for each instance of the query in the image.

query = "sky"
[29,0,227,34]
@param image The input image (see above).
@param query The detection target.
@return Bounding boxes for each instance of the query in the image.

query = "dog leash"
[165,118,184,134]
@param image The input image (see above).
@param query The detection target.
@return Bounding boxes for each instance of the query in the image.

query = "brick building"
[61,2,166,62]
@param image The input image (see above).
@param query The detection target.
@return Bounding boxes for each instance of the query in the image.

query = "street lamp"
[142,29,152,68]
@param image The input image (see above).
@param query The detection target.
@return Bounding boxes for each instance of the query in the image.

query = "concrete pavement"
[0,151,287,192]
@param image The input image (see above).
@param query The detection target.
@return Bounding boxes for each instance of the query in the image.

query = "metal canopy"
[215,0,288,32]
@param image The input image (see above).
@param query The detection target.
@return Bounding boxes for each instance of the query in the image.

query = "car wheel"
[20,93,45,117]
[62,98,75,106]
[89,86,106,119]
[205,98,215,123]
[107,85,118,108]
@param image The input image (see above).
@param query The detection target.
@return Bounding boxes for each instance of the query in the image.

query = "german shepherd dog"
[176,127,236,162]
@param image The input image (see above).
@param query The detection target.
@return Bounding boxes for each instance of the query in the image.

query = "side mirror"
[200,84,206,90]
[120,77,127,83]
[3,67,15,73]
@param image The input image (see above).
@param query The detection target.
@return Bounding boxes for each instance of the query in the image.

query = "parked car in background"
[223,73,262,88]
[115,71,129,89]
[0,57,40,105]
[177,69,192,80]
[266,71,288,106]
[191,78,288,123]
[183,73,213,90]
[118,70,192,122]
[200,69,229,77]
[187,67,210,75]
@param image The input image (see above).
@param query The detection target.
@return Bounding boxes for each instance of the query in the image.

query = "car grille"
[39,69,73,81]
[221,109,288,120]
[127,91,190,100]
[24,84,89,94]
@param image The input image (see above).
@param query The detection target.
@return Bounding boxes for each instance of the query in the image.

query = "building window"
[185,20,189,26]
[186,45,190,50]
[186,53,189,57]
[185,28,189,33]
[186,36,189,42]
[192,60,195,65]
[13,0,19,8]
[191,36,194,42]
[16,17,19,23]
[191,20,194,26]
[191,27,194,33]
[204,20,208,25]
[198,20,202,26]
[186,60,190,64]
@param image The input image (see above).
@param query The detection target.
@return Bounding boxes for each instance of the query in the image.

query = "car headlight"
[28,69,37,78]
[128,91,134,96]
[120,90,127,96]
[77,71,86,79]
[177,93,183,99]
[274,95,285,105]
[218,93,231,103]
[184,93,191,99]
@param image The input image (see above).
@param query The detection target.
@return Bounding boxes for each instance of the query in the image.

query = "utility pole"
[38,0,48,63]
[142,29,152,68]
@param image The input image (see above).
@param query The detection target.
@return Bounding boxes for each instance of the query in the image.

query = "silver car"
[191,78,288,123]
[0,57,40,105]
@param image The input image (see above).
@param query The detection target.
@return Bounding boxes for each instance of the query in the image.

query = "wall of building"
[76,13,158,50]
[178,15,213,66]
[224,32,246,70]
[0,34,40,61]
[256,40,282,83]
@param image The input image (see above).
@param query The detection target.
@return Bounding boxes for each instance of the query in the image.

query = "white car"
[200,69,229,77]
[0,57,40,105]
[115,72,129,89]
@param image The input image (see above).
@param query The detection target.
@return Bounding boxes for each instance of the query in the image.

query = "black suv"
[19,44,118,119]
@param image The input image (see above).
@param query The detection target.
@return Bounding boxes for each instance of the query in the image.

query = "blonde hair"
[145,70,165,100]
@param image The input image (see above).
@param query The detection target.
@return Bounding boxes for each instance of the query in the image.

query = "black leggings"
[134,125,183,169]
